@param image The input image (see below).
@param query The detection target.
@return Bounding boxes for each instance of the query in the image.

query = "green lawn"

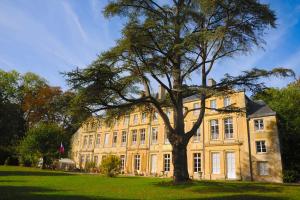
[0,166,299,200]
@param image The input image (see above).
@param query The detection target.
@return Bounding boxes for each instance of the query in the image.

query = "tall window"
[164,127,170,144]
[133,114,138,125]
[95,134,101,148]
[86,155,90,163]
[83,136,88,148]
[193,153,201,172]
[123,115,129,126]
[141,112,147,123]
[193,103,200,115]
[212,153,220,174]
[152,127,158,144]
[164,154,171,172]
[254,119,264,131]
[224,118,234,139]
[120,155,125,171]
[80,155,85,164]
[88,135,93,148]
[121,131,127,146]
[193,122,200,142]
[134,155,140,171]
[224,97,230,107]
[210,119,219,140]
[94,155,98,164]
[104,133,110,146]
[166,108,171,119]
[112,132,118,147]
[210,99,217,110]
[153,112,158,122]
[256,141,267,153]
[140,129,146,145]
[132,130,137,145]
[258,161,269,176]
[113,118,118,127]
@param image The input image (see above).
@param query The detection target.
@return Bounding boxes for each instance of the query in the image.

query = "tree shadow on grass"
[0,170,74,177]
[182,194,286,200]
[0,186,133,200]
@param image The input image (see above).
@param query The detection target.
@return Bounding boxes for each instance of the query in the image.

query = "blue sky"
[0,0,299,90]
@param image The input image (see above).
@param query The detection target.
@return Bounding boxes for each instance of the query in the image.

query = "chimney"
[158,85,166,99]
[208,78,216,87]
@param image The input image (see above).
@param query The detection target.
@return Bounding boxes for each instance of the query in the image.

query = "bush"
[99,155,121,177]
[4,156,19,166]
[283,170,300,183]
[85,161,98,173]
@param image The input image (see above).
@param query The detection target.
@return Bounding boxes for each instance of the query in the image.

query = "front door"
[227,152,236,179]
[151,154,157,174]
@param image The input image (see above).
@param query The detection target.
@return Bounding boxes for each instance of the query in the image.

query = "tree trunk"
[172,143,190,184]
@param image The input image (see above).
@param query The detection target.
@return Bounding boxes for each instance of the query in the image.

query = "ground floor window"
[94,155,98,164]
[120,155,125,171]
[257,161,269,176]
[164,154,171,172]
[134,155,140,171]
[212,153,220,174]
[193,153,201,172]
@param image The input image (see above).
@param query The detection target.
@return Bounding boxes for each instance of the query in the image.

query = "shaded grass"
[0,166,299,200]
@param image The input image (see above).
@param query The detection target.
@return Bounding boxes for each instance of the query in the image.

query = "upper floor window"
[152,127,158,144]
[193,122,200,142]
[210,119,219,140]
[224,97,230,107]
[133,114,138,125]
[153,112,158,122]
[166,108,171,119]
[104,133,110,146]
[141,112,147,123]
[88,135,93,148]
[112,132,118,147]
[164,154,171,172]
[123,115,129,126]
[95,134,101,148]
[121,131,127,146]
[140,129,146,145]
[132,130,137,145]
[83,135,88,148]
[224,117,234,139]
[210,99,217,110]
[258,161,269,176]
[256,141,267,153]
[193,153,201,172]
[193,103,200,115]
[254,119,264,131]
[113,119,118,127]
[164,127,170,144]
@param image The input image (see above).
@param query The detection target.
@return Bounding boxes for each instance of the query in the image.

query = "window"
[95,134,101,148]
[132,130,137,145]
[86,155,90,163]
[134,155,140,171]
[166,108,171,119]
[224,118,234,139]
[80,155,85,164]
[102,155,107,163]
[120,155,125,171]
[112,132,118,147]
[88,135,93,148]
[140,129,146,145]
[193,103,200,115]
[210,99,217,110]
[123,115,129,126]
[212,153,220,174]
[83,136,88,148]
[133,114,138,125]
[224,97,230,107]
[193,153,201,172]
[258,161,269,176]
[113,118,118,127]
[210,119,219,140]
[94,156,98,164]
[164,128,170,144]
[121,131,127,146]
[153,112,158,122]
[164,154,171,172]
[256,141,267,153]
[152,127,158,144]
[104,133,110,146]
[141,112,147,123]
[254,119,264,131]
[193,122,201,142]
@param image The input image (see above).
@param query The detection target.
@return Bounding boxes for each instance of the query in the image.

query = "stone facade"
[71,91,283,182]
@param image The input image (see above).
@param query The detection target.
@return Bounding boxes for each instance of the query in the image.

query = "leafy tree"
[254,79,300,182]
[100,155,121,177]
[69,1,292,183]
[18,123,66,168]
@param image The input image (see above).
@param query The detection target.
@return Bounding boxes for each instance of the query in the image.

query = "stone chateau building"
[71,82,283,183]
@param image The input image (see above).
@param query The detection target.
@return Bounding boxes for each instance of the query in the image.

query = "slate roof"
[183,94,200,103]
[246,97,276,118]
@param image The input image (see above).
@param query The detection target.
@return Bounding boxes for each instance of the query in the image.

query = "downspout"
[246,117,253,181]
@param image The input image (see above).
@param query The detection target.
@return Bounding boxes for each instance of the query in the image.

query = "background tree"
[254,79,300,182]
[68,0,291,183]
[19,123,66,168]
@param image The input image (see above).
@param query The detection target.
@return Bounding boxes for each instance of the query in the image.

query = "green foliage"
[254,79,300,182]
[18,123,66,168]
[283,170,300,183]
[100,155,121,177]
[85,161,97,173]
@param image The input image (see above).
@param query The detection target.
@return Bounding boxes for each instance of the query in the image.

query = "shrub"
[283,170,300,183]
[85,161,97,173]
[4,156,19,166]
[99,155,121,177]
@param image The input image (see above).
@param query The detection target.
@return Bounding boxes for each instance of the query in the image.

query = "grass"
[0,166,299,200]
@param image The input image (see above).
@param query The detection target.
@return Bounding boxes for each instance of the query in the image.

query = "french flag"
[59,142,65,154]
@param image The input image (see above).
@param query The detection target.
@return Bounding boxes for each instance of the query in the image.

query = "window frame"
[132,130,137,145]
[140,129,146,145]
[193,153,201,173]
[254,119,264,131]
[163,154,171,172]
[224,117,234,139]
[151,127,158,144]
[210,119,219,140]
[256,140,267,153]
